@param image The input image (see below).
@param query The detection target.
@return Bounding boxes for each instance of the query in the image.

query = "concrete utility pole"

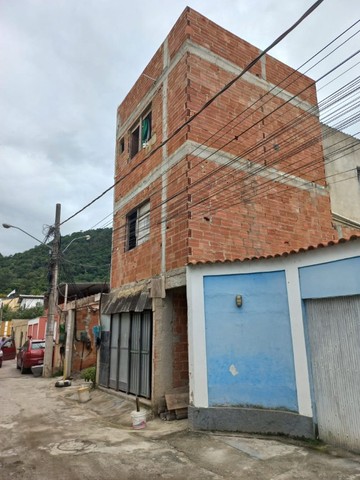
[43,203,61,378]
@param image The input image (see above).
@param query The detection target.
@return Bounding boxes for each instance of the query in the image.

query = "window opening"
[142,111,152,146]
[130,107,152,159]
[128,211,137,250]
[130,126,140,158]
[127,201,150,250]
[119,138,125,154]
[137,202,150,245]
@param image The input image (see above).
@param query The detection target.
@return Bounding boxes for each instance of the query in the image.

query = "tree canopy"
[1,303,45,322]
[0,228,112,296]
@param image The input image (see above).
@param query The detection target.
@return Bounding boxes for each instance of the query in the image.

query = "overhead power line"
[108,127,360,246]
[124,54,360,233]
[160,61,360,225]
[97,63,360,241]
[93,21,360,233]
[61,0,324,227]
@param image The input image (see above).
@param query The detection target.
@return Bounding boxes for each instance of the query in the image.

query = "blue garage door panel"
[204,270,298,411]
[299,256,360,299]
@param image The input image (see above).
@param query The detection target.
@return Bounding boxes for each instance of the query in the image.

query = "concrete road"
[1,360,360,480]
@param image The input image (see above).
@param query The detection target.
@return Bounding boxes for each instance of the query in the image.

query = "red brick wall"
[111,7,340,288]
[188,166,336,262]
[167,7,190,62]
[72,306,98,372]
[115,90,163,190]
[186,7,262,78]
[185,7,316,105]
[185,52,324,184]
[112,52,190,286]
[118,46,164,124]
[171,288,188,389]
[166,57,190,156]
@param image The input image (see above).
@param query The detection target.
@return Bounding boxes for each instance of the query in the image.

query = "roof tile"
[188,235,360,265]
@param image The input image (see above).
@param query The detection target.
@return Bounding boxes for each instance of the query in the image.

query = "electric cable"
[107,130,360,246]
[66,21,358,248]
[210,89,356,205]
[197,110,360,216]
[90,20,360,232]
[87,21,360,235]
[105,104,360,246]
[160,65,360,225]
[60,0,325,227]
[116,49,360,233]
[209,135,360,215]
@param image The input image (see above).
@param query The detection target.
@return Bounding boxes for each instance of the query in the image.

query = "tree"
[0,304,45,322]
[0,228,111,294]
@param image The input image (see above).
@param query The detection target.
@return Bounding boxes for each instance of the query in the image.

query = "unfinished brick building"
[100,8,341,412]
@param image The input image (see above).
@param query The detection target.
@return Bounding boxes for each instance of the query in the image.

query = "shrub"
[80,366,96,387]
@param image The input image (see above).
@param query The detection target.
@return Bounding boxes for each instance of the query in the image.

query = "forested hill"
[0,228,112,295]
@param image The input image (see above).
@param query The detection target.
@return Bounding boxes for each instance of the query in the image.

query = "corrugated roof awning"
[101,288,151,315]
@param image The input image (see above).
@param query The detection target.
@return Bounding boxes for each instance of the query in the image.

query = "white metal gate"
[305,295,360,452]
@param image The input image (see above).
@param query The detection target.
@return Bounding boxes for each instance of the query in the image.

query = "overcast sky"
[0,0,359,256]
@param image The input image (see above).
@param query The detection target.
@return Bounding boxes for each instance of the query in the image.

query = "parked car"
[0,337,17,362]
[16,339,45,374]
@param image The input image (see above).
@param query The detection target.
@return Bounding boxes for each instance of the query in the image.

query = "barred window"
[127,201,150,250]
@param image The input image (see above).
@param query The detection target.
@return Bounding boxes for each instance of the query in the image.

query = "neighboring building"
[0,294,44,311]
[322,124,360,229]
[186,236,360,452]
[18,295,44,310]
[12,319,29,349]
[0,294,44,339]
[60,294,101,375]
[58,283,109,378]
[0,320,12,337]
[27,316,47,339]
[101,8,353,412]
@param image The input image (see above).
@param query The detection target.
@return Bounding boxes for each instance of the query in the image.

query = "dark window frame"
[126,201,150,251]
[118,137,125,154]
[129,107,152,159]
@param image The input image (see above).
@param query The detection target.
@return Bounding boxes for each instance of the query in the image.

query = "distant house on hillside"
[0,294,44,337]
[0,294,44,311]
[18,295,44,310]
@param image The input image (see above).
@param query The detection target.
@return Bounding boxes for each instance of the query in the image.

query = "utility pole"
[43,203,61,378]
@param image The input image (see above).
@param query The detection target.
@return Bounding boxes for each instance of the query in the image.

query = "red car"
[0,337,17,367]
[16,338,45,374]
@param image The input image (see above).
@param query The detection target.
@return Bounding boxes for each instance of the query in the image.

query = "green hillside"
[0,228,112,295]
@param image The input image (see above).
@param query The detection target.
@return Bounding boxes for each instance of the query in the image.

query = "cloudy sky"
[0,0,359,255]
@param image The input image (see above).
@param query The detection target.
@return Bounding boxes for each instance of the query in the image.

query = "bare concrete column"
[150,277,173,413]
[63,309,75,379]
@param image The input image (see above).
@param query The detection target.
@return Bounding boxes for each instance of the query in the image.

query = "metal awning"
[101,288,151,315]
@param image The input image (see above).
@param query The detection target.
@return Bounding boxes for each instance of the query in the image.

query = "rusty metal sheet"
[101,289,151,315]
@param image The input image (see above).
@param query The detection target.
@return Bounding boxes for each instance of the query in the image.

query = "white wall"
[323,125,360,224]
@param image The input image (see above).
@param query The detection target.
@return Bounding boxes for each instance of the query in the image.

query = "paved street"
[1,359,360,480]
